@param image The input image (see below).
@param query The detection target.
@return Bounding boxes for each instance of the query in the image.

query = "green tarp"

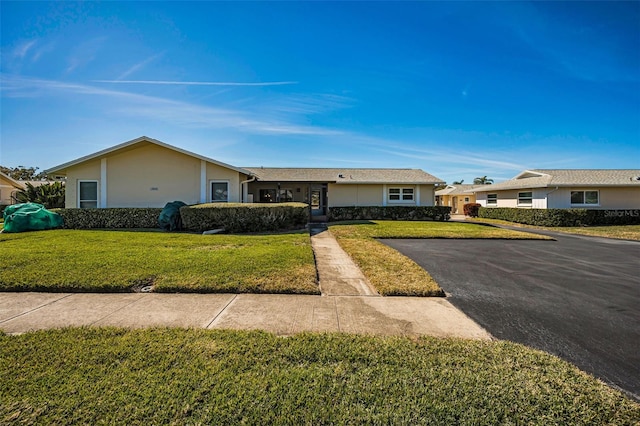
[2,203,64,233]
[159,201,187,231]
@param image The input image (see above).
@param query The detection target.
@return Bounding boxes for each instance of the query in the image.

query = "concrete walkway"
[310,225,378,296]
[0,226,491,340]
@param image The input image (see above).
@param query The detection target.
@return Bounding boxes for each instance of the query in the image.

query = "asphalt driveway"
[382,230,640,400]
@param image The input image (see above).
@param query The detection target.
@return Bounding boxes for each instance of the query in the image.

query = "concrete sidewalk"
[0,292,490,339]
[0,226,491,340]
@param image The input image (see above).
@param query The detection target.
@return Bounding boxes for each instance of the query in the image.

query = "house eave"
[45,136,252,176]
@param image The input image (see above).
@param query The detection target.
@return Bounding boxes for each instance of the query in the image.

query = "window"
[78,181,98,208]
[210,181,229,202]
[259,189,276,203]
[518,191,533,206]
[571,190,599,205]
[464,197,470,203]
[388,187,414,202]
[487,194,497,205]
[278,189,293,202]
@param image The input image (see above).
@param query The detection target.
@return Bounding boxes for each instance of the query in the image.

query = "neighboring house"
[244,168,444,218]
[45,136,445,215]
[435,184,483,214]
[0,172,23,205]
[471,169,640,209]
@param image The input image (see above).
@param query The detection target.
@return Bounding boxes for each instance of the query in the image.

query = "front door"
[310,185,327,216]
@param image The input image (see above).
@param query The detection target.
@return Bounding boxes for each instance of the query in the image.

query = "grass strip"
[1,328,637,425]
[0,229,318,294]
[329,221,549,296]
[468,218,640,241]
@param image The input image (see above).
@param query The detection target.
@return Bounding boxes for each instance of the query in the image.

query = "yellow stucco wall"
[65,159,101,208]
[418,184,436,207]
[329,184,384,206]
[0,175,21,205]
[62,143,243,208]
[437,193,476,213]
[106,144,202,207]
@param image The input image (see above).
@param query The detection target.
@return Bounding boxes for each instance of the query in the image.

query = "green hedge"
[54,208,163,229]
[478,207,640,226]
[180,203,309,233]
[328,206,451,222]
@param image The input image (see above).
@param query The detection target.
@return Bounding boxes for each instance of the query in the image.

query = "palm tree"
[452,179,464,185]
[473,176,494,185]
[14,181,65,209]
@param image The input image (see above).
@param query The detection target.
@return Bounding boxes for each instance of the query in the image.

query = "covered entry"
[310,184,327,217]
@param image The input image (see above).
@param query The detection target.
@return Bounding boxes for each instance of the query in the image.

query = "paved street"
[382,231,640,400]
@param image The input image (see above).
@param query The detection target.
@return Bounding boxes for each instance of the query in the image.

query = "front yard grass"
[468,218,640,241]
[1,328,637,425]
[0,229,318,294]
[329,220,550,296]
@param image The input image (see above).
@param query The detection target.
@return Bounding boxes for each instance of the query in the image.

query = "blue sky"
[1,1,639,183]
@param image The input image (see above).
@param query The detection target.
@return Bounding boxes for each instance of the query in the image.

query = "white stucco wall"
[477,186,640,210]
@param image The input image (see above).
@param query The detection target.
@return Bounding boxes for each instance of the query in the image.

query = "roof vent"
[338,174,344,178]
[635,176,640,181]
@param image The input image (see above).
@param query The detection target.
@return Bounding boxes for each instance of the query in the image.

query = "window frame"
[388,187,415,203]
[210,180,229,203]
[78,180,99,209]
[278,188,294,203]
[259,188,277,203]
[517,191,533,207]
[570,190,599,206]
[486,193,498,206]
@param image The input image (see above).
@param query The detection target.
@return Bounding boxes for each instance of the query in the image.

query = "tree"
[14,181,65,209]
[0,165,48,181]
[452,179,464,185]
[473,176,494,185]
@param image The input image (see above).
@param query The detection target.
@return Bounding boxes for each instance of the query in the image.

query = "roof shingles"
[473,169,640,192]
[242,167,444,184]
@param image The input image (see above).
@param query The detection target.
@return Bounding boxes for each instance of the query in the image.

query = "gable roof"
[242,167,444,184]
[0,171,24,189]
[435,184,484,195]
[45,136,251,175]
[472,169,640,192]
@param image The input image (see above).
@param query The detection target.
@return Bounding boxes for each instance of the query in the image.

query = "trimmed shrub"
[180,203,309,233]
[54,208,163,229]
[328,206,451,222]
[478,207,640,226]
[463,203,481,217]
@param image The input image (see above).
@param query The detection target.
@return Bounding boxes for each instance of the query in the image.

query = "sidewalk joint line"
[206,294,238,328]
[0,293,74,324]
[89,294,147,326]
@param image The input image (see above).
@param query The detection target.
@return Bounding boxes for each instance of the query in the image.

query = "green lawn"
[468,218,640,241]
[0,229,318,294]
[1,328,637,425]
[329,221,550,296]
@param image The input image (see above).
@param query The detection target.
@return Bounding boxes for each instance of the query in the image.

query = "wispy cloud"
[14,40,37,59]
[1,74,338,136]
[66,36,107,73]
[93,79,299,86]
[116,52,165,80]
